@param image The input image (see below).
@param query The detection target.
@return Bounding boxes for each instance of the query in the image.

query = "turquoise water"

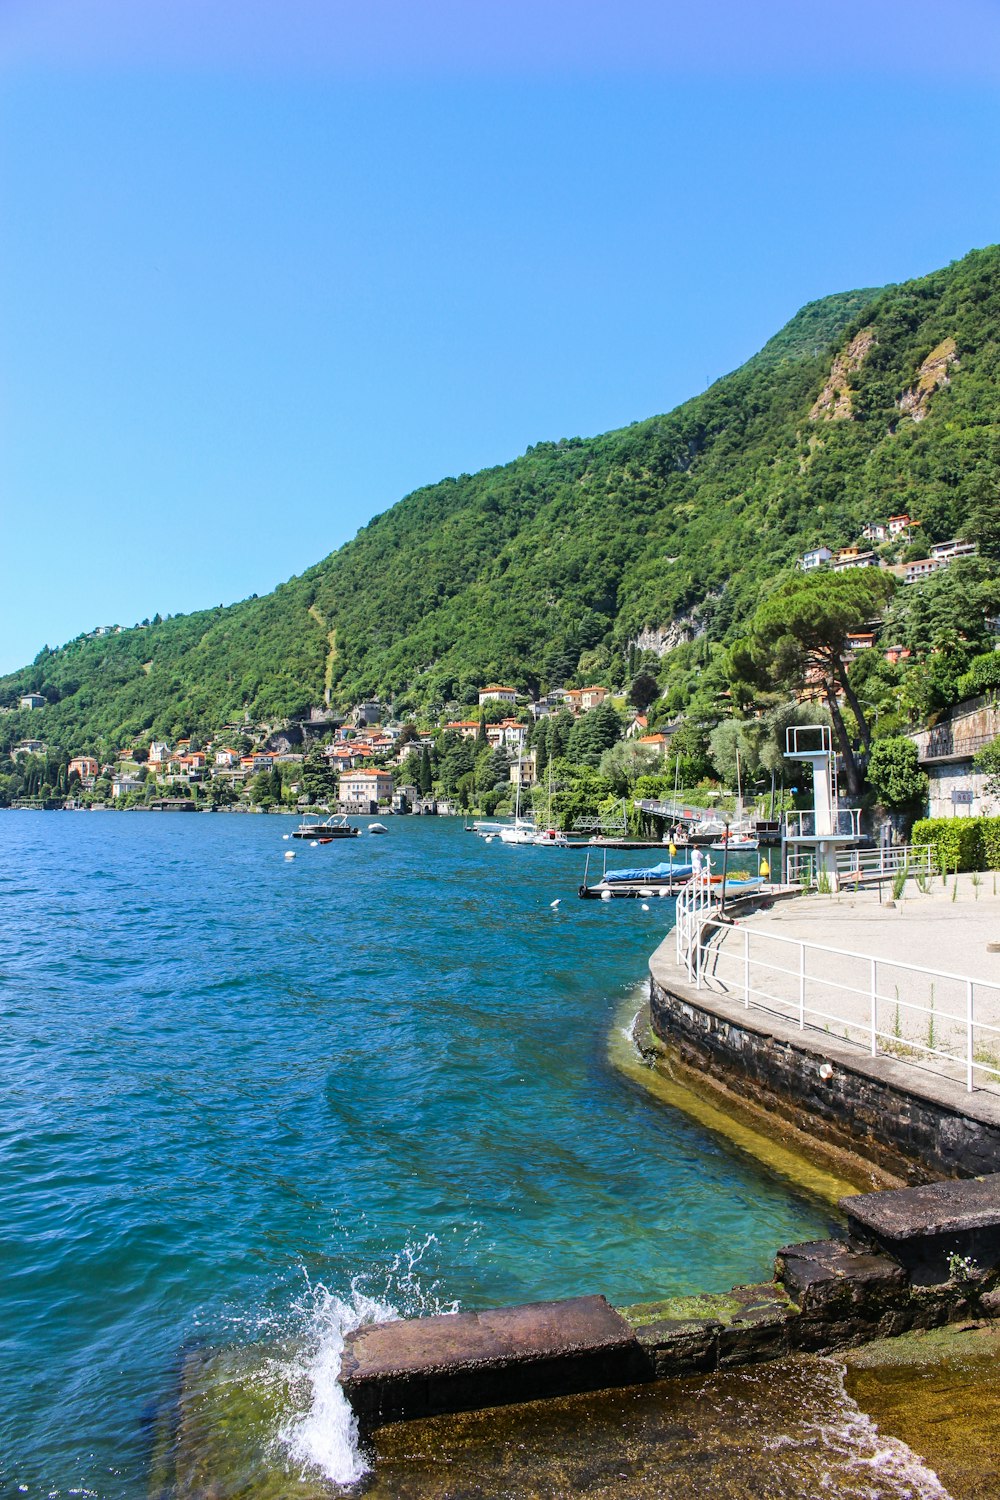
[0,813,832,1496]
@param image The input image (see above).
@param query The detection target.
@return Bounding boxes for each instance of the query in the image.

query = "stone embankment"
[336,884,1000,1437]
[340,1175,1000,1434]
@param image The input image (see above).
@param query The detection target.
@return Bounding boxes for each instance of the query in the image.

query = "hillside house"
[148,742,171,765]
[625,715,648,739]
[637,733,672,756]
[478,685,517,705]
[845,631,875,652]
[338,767,394,813]
[565,686,608,714]
[12,740,47,758]
[214,748,239,767]
[888,513,913,536]
[904,557,946,584]
[831,549,876,571]
[18,693,46,710]
[800,546,832,571]
[861,522,887,542]
[930,539,977,562]
[446,720,481,741]
[509,754,536,788]
[486,718,527,751]
[112,775,143,800]
[68,756,99,782]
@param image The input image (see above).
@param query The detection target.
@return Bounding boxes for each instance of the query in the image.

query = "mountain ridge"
[4,245,999,752]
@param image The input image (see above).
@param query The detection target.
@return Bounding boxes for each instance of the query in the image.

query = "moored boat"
[290,814,359,840]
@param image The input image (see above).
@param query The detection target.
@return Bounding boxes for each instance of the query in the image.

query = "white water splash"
[278,1237,461,1488]
[279,1282,391,1487]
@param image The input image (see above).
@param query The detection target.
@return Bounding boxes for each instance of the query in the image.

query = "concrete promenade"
[701,874,1000,1093]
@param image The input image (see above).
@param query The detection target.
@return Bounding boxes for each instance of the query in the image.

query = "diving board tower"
[781,724,860,889]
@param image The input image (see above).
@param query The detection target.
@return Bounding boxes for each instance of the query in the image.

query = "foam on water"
[279,1282,390,1486]
[278,1238,461,1486]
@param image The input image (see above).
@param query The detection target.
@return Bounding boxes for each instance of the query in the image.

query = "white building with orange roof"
[338,767,394,813]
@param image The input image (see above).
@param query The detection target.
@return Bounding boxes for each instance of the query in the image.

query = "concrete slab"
[843,1173,1000,1285]
[340,1295,648,1431]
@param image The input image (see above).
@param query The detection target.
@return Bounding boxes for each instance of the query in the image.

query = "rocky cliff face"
[898,336,959,422]
[809,326,877,420]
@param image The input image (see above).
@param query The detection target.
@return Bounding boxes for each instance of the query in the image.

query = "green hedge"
[912,817,1000,872]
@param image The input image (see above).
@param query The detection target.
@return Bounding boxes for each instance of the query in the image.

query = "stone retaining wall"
[649,969,1000,1183]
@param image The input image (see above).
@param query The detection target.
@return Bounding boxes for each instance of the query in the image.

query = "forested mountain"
[4,245,1000,751]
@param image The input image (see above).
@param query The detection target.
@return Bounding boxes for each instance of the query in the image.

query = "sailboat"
[498,756,537,844]
[530,759,568,846]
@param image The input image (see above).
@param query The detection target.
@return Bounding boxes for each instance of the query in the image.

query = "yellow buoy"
[760,857,770,878]
[668,842,677,857]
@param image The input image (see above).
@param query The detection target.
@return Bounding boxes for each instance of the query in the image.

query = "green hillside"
[4,245,1000,752]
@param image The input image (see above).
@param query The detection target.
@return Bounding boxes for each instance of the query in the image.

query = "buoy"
[284,851,296,860]
[601,889,613,901]
[282,833,290,840]
[550,899,561,909]
[760,857,771,878]
[669,842,677,856]
[310,840,319,848]
[641,903,650,911]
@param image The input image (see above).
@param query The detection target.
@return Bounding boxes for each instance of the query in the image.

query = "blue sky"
[2,0,1000,673]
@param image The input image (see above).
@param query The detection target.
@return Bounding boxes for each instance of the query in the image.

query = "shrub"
[912,817,984,872]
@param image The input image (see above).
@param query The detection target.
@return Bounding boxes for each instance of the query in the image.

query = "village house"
[861,522,887,542]
[111,774,143,800]
[831,549,876,571]
[486,718,527,752]
[845,630,876,652]
[351,700,383,727]
[799,546,832,571]
[478,684,517,705]
[338,767,394,813]
[930,539,978,562]
[888,513,913,536]
[12,740,47,758]
[148,742,171,765]
[883,644,911,666]
[18,693,46,710]
[904,557,947,584]
[637,732,672,755]
[564,686,608,715]
[446,719,481,741]
[68,756,100,782]
[251,751,275,771]
[214,748,239,767]
[509,753,536,788]
[625,714,648,739]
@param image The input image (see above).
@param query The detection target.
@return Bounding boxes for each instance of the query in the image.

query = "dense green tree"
[567,703,624,767]
[628,672,660,712]
[866,737,928,812]
[419,747,433,794]
[748,570,895,795]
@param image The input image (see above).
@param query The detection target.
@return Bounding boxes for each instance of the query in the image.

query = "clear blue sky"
[3,0,1000,672]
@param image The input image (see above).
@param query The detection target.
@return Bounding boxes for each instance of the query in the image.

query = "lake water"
[0,812,835,1496]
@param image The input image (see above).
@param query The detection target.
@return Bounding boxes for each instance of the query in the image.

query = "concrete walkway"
[701,875,1000,1093]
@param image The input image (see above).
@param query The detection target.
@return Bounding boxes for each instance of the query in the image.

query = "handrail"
[692,919,1000,1092]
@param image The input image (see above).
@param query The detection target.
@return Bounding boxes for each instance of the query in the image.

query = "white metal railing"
[785,843,932,886]
[785,808,862,840]
[674,872,718,981]
[694,922,1000,1093]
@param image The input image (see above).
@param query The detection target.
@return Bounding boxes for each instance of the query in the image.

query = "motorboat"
[368,822,389,834]
[290,814,359,840]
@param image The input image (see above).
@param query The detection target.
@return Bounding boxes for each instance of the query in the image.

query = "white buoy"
[641,903,650,911]
[282,833,290,840]
[550,899,561,909]
[284,850,296,860]
[310,840,319,848]
[601,889,613,901]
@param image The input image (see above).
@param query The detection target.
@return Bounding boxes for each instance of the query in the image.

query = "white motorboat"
[368,822,389,834]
